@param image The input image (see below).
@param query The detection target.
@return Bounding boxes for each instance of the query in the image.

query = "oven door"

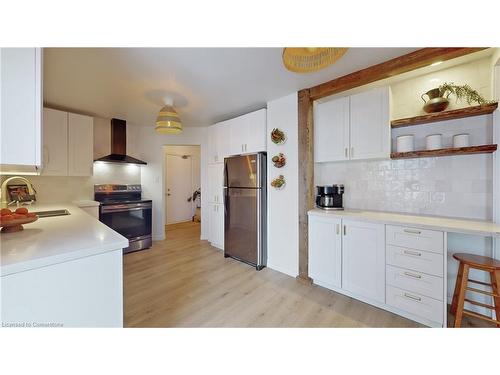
[99,202,152,241]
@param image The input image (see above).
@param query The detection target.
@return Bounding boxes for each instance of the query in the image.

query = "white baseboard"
[266,262,298,278]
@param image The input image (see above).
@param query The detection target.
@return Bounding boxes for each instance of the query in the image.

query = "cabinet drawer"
[386,285,443,325]
[386,265,443,301]
[386,225,444,254]
[386,245,443,277]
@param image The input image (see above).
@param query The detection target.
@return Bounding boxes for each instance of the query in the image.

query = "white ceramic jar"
[396,135,414,152]
[453,133,470,148]
[426,134,443,150]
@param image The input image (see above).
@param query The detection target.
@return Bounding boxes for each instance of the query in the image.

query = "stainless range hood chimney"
[94,118,147,165]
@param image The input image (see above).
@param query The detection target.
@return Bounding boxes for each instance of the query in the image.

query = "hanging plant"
[271,175,286,190]
[271,153,286,168]
[270,128,286,144]
[438,82,493,106]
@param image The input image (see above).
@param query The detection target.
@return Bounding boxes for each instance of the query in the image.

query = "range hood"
[94,118,147,165]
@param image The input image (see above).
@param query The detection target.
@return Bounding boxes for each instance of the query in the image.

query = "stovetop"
[94,184,150,205]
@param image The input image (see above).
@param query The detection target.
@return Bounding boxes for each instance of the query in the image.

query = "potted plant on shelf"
[421,82,493,113]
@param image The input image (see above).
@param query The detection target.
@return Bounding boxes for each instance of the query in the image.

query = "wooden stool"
[451,253,500,327]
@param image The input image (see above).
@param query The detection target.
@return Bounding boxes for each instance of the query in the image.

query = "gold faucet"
[0,176,37,205]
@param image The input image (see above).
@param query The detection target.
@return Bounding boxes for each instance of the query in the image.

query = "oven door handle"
[101,203,152,213]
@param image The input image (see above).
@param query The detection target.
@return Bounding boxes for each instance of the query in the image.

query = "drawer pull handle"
[403,271,422,279]
[403,249,422,257]
[404,293,422,302]
[403,228,421,235]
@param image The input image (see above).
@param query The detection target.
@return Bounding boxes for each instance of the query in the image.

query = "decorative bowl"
[0,214,38,233]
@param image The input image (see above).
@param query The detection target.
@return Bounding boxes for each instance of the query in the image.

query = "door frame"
[162,144,202,233]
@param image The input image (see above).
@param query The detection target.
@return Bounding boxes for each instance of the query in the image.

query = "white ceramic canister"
[426,134,443,150]
[396,135,414,152]
[453,133,470,148]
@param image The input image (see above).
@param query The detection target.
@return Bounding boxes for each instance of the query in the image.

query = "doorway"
[164,145,201,226]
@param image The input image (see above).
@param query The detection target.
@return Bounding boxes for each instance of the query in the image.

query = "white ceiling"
[43,48,419,127]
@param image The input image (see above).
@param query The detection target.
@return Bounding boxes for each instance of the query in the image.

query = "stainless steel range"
[94,184,152,253]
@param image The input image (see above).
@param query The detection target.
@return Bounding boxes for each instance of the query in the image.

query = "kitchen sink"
[33,209,71,218]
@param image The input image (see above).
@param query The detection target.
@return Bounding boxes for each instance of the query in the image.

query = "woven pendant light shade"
[282,48,348,73]
[155,98,182,134]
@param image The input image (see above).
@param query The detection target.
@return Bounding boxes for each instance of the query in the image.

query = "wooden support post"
[297,89,313,283]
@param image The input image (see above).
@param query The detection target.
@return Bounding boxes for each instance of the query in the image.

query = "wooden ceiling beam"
[308,48,488,101]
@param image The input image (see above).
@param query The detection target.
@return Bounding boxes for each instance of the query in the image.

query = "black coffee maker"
[315,185,344,210]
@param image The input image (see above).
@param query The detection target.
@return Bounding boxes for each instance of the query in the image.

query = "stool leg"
[454,264,469,328]
[451,263,465,315]
[490,270,500,328]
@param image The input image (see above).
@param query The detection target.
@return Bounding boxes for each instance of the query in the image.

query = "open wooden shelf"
[391,144,497,159]
[391,102,498,128]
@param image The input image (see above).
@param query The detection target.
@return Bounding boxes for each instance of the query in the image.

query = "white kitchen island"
[1,203,128,328]
[308,208,500,327]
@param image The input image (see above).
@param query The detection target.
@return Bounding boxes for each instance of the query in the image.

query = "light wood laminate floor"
[123,222,485,328]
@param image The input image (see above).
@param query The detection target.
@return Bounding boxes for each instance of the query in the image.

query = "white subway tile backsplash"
[315,154,493,220]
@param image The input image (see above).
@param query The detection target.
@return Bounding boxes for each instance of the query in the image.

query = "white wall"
[266,92,299,277]
[134,126,207,241]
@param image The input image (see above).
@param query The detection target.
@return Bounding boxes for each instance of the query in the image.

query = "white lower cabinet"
[308,214,446,327]
[386,285,443,324]
[308,216,342,289]
[209,203,224,250]
[342,219,385,303]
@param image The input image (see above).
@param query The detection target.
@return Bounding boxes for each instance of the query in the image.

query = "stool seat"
[451,252,500,328]
[452,253,500,271]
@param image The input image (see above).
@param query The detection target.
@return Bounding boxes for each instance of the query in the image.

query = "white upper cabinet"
[0,48,42,173]
[42,108,93,176]
[342,219,385,303]
[68,113,93,176]
[349,87,391,160]
[210,109,266,163]
[313,86,391,162]
[308,215,342,289]
[314,96,350,162]
[240,108,266,154]
[42,108,68,176]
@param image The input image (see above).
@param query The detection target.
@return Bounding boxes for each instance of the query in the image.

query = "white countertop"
[308,208,500,237]
[1,203,128,276]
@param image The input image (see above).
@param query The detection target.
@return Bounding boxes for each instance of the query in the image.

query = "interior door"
[165,154,193,224]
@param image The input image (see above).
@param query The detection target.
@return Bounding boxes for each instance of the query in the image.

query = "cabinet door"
[228,117,245,156]
[208,125,219,163]
[217,203,224,249]
[349,86,390,160]
[208,163,224,204]
[244,109,266,153]
[42,108,68,176]
[68,113,93,176]
[342,219,385,303]
[308,216,342,289]
[313,96,350,162]
[0,48,42,169]
[209,203,224,249]
[218,120,231,159]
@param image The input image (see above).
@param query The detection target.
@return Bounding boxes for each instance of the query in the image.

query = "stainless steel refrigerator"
[224,152,266,270]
